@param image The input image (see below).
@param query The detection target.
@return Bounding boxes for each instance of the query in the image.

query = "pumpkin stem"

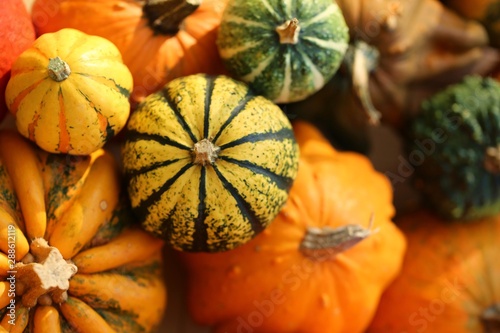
[144,0,202,35]
[48,57,71,82]
[14,238,78,307]
[481,304,500,332]
[300,214,377,260]
[484,144,500,174]
[192,138,220,166]
[344,40,381,125]
[276,18,301,44]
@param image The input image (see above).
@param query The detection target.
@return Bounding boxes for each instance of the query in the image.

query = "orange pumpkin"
[368,209,500,333]
[0,130,166,332]
[179,121,407,333]
[32,0,228,103]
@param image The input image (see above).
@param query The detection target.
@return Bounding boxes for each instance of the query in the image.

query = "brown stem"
[14,238,78,307]
[481,304,500,333]
[143,0,202,35]
[344,40,381,125]
[300,215,376,261]
[192,138,220,166]
[48,57,71,82]
[276,18,301,44]
[484,144,500,174]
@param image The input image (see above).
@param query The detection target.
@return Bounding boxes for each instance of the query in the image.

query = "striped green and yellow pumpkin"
[122,74,299,252]
[216,0,349,104]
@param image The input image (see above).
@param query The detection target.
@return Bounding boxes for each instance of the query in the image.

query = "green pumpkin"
[216,0,349,104]
[409,75,500,221]
[122,74,299,252]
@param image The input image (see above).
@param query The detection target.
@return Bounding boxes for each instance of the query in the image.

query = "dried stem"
[276,18,301,44]
[14,238,78,307]
[192,138,220,166]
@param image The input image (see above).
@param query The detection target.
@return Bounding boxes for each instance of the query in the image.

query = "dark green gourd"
[216,0,349,104]
[409,75,500,221]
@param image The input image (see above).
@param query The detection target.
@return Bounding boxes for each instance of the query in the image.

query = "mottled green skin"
[409,76,500,221]
[217,0,349,103]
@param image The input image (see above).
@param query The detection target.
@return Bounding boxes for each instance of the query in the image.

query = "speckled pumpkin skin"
[122,74,299,252]
[409,75,500,221]
[216,0,349,103]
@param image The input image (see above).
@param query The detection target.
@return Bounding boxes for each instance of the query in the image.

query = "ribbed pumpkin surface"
[216,0,349,103]
[122,74,299,252]
[409,75,500,220]
[5,28,132,155]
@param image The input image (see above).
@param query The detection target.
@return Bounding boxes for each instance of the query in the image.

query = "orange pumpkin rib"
[72,226,164,274]
[0,131,46,241]
[33,306,62,333]
[60,297,115,333]
[0,254,9,277]
[68,269,167,330]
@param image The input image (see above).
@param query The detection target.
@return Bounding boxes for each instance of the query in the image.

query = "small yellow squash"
[5,28,133,155]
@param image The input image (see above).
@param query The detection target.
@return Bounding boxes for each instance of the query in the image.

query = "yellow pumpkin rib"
[59,297,115,333]
[72,227,164,274]
[0,131,47,240]
[33,306,61,333]
[49,152,120,259]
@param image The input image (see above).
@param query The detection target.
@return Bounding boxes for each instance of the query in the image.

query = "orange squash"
[179,121,406,333]
[368,209,500,333]
[0,130,166,332]
[32,0,228,103]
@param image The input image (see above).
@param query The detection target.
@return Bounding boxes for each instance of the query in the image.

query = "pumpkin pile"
[0,0,499,332]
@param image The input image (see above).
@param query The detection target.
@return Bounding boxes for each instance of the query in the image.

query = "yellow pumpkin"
[5,28,133,155]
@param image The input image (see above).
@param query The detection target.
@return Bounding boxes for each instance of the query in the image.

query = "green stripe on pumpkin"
[123,74,299,252]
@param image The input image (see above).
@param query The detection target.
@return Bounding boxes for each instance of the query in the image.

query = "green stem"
[144,0,202,35]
